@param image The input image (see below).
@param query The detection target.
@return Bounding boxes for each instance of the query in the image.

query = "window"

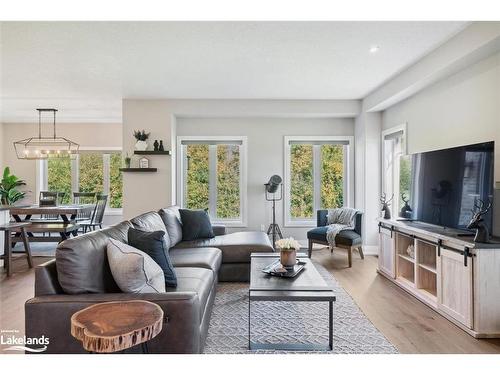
[177,137,247,226]
[382,124,410,213]
[42,149,123,210]
[284,136,354,226]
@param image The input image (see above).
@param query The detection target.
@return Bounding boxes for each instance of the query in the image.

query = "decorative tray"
[261,259,306,278]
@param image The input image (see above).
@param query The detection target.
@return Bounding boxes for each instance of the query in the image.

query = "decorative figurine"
[400,193,413,219]
[139,157,150,169]
[153,140,159,151]
[380,192,394,220]
[467,199,491,243]
[159,140,165,151]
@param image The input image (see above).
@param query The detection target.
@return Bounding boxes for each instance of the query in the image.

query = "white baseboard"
[361,245,378,255]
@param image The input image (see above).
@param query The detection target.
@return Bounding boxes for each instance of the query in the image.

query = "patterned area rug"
[204,262,398,354]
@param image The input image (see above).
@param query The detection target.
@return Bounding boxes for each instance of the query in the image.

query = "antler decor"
[467,199,492,243]
[399,192,413,219]
[380,193,394,220]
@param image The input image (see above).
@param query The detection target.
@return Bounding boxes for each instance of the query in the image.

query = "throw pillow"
[106,238,166,293]
[128,227,177,287]
[179,209,215,241]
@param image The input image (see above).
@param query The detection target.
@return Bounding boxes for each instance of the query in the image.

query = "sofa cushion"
[130,211,169,235]
[128,227,177,287]
[179,209,214,241]
[107,238,166,293]
[168,267,214,320]
[56,220,132,294]
[307,227,362,246]
[172,231,273,263]
[158,206,183,247]
[169,247,222,275]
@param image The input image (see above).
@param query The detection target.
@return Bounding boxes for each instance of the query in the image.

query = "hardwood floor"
[2,249,500,354]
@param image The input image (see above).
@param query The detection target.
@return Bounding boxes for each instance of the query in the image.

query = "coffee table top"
[250,253,335,302]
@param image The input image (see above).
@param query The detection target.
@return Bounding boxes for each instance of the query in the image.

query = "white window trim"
[176,135,248,227]
[284,135,354,227]
[381,123,407,213]
[37,147,123,214]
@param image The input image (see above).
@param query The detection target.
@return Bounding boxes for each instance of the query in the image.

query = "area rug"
[204,262,398,354]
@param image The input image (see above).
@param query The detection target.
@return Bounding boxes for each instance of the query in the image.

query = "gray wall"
[177,117,355,240]
[382,52,500,236]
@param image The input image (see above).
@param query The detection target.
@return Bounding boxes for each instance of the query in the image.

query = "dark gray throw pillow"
[127,227,177,287]
[179,209,215,241]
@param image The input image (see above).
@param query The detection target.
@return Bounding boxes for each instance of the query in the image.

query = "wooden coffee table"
[71,300,163,353]
[249,253,335,351]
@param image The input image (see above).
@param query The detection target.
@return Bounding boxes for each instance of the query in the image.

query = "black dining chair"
[73,192,96,221]
[80,194,108,233]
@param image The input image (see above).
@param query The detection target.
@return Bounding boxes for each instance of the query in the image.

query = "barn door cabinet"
[377,218,500,338]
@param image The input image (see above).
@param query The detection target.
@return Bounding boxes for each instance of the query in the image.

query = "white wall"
[382,52,500,235]
[177,117,354,240]
[0,123,4,171]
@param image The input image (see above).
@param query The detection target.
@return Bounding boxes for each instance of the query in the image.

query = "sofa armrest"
[25,292,202,353]
[212,224,226,236]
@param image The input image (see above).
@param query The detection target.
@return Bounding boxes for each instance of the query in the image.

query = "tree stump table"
[71,300,163,353]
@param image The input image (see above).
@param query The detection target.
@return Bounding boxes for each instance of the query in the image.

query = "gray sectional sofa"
[25,206,273,354]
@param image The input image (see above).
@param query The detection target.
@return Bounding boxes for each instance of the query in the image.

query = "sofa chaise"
[25,206,273,354]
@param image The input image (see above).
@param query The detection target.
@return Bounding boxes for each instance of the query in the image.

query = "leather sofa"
[25,207,273,354]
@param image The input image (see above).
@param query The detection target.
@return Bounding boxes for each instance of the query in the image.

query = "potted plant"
[0,167,27,205]
[275,237,301,269]
[124,153,131,168]
[133,130,150,151]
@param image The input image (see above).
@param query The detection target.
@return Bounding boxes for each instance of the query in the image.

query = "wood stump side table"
[71,300,163,354]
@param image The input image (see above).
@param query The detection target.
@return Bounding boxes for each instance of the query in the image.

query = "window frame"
[381,123,408,214]
[176,135,248,227]
[37,146,123,215]
[284,135,354,227]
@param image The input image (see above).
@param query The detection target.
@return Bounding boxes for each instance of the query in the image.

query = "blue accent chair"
[307,210,364,267]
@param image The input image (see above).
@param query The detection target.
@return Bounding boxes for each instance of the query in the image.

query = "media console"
[377,218,500,338]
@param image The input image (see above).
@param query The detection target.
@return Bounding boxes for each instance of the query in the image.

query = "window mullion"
[208,145,217,219]
[103,154,110,206]
[71,154,79,194]
[313,145,321,212]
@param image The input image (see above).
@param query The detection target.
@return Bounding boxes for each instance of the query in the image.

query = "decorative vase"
[280,249,297,269]
[125,159,131,168]
[135,140,148,151]
[153,140,159,151]
[159,140,165,151]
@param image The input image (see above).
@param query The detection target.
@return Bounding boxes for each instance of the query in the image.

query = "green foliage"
[47,157,72,204]
[399,155,412,208]
[186,145,210,211]
[290,145,314,218]
[217,145,240,218]
[0,167,27,205]
[133,130,150,141]
[109,153,123,208]
[79,154,104,194]
[321,145,344,209]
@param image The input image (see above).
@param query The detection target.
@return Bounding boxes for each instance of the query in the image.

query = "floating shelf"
[119,168,158,172]
[133,151,171,155]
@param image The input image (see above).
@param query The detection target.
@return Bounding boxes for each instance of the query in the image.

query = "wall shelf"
[133,151,171,155]
[119,168,158,172]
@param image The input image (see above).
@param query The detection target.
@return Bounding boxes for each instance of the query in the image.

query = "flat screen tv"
[404,141,494,232]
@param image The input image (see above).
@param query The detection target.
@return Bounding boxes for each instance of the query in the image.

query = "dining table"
[9,204,95,243]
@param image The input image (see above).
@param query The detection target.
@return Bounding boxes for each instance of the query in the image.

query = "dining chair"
[80,194,108,233]
[73,192,96,221]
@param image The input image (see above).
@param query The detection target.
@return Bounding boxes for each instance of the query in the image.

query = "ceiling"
[0,21,467,122]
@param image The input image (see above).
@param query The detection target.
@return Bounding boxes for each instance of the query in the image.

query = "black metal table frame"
[248,290,335,351]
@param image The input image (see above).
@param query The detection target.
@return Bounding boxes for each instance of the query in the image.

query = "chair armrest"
[25,292,201,353]
[212,224,226,236]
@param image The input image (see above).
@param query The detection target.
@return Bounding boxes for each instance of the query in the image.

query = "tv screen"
[405,141,494,232]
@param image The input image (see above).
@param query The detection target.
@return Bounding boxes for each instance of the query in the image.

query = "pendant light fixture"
[13,108,79,160]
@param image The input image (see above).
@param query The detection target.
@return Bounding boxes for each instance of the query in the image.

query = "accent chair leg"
[347,247,352,268]
[308,239,313,258]
[358,246,365,259]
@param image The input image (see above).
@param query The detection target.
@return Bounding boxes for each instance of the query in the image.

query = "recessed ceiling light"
[369,45,380,54]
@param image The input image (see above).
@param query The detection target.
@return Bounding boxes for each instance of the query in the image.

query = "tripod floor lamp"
[265,175,284,249]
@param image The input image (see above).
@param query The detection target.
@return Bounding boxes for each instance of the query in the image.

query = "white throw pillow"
[107,238,166,293]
